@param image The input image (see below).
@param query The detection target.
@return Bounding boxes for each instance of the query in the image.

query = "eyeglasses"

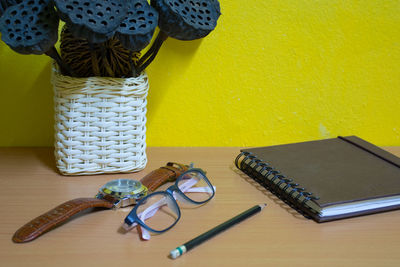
[123,168,215,240]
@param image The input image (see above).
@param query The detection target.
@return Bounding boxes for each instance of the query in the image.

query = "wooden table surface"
[0,147,399,267]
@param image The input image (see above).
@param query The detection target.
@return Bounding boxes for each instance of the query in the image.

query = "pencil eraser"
[170,249,180,259]
[169,245,186,259]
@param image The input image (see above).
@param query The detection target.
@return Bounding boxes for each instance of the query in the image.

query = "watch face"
[100,179,146,198]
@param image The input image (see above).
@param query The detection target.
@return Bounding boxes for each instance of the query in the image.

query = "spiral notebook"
[235,136,400,222]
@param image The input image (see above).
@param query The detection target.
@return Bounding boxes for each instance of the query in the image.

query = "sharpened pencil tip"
[259,203,267,210]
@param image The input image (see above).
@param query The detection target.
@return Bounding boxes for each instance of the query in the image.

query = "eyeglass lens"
[135,170,214,232]
[176,170,214,203]
[136,193,179,232]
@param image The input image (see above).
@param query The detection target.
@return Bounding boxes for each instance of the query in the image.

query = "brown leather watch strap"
[13,163,189,243]
[12,198,113,243]
[140,162,189,192]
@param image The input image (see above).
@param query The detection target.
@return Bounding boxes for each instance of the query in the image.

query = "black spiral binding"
[235,151,320,219]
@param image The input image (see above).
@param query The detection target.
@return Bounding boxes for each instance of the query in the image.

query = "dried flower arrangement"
[0,0,221,77]
[1,0,221,175]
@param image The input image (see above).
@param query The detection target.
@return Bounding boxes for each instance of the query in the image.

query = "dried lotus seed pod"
[0,0,59,55]
[0,0,22,17]
[54,0,128,43]
[115,0,158,52]
[151,0,221,40]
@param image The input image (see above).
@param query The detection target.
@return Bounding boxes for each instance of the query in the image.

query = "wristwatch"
[12,162,189,243]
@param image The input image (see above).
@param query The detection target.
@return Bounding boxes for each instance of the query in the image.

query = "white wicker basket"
[52,67,148,175]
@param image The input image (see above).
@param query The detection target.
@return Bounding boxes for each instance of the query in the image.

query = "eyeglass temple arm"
[136,184,216,226]
[137,185,216,226]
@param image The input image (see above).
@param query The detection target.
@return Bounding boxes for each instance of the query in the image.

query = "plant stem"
[136,31,168,74]
[45,46,72,76]
[129,51,137,77]
[137,32,163,66]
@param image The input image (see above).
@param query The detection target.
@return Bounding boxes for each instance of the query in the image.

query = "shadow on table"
[32,147,60,174]
[230,164,310,222]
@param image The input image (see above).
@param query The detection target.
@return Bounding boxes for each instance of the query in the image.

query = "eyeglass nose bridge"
[163,185,189,206]
[165,184,180,195]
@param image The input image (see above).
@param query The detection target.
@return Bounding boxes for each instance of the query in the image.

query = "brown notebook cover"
[235,136,400,222]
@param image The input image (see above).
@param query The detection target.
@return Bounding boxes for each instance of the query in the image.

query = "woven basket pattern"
[52,67,149,175]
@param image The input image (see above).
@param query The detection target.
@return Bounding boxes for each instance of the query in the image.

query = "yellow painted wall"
[0,0,399,147]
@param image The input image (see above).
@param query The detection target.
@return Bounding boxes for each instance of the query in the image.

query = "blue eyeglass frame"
[124,168,215,234]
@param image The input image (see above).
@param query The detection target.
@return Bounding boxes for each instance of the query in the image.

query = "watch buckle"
[166,162,191,172]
